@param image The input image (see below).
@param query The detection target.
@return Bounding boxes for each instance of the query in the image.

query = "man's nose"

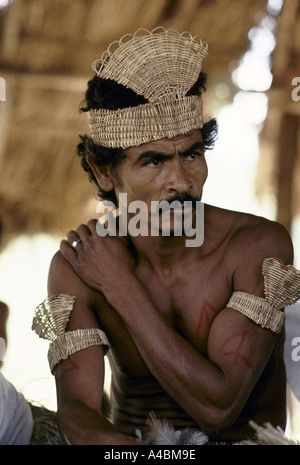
[164,159,192,194]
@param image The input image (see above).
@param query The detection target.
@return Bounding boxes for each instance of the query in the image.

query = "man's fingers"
[66,230,80,244]
[87,219,98,234]
[60,239,77,261]
[76,223,92,241]
[65,230,84,252]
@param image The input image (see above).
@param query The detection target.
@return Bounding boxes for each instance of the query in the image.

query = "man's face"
[110,129,208,235]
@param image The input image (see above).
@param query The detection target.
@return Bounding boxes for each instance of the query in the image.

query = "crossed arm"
[52,219,293,443]
[100,275,277,433]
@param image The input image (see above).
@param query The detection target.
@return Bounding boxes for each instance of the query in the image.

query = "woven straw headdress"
[88,27,208,149]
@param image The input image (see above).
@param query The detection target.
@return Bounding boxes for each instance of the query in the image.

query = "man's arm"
[59,219,294,437]
[48,251,145,445]
[110,222,292,435]
[101,274,277,435]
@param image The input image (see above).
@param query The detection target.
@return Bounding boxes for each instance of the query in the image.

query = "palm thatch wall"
[0,0,299,249]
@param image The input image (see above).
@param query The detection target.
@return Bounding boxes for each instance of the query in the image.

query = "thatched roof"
[0,0,298,249]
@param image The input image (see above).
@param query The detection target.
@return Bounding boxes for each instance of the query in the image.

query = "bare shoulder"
[205,204,294,293]
[235,215,293,292]
[48,250,81,294]
[207,204,293,261]
[231,211,293,264]
[47,250,95,315]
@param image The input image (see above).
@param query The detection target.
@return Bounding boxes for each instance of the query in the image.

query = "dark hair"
[77,72,218,202]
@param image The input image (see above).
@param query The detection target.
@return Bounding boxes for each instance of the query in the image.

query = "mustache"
[162,194,201,208]
[150,194,201,215]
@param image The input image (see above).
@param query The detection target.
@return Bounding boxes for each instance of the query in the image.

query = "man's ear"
[86,156,114,192]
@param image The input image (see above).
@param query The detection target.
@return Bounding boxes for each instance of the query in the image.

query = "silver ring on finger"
[72,239,82,249]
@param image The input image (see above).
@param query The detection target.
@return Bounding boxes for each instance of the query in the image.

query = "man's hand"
[59,219,136,296]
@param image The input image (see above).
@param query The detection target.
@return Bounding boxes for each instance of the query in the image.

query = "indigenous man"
[33,28,300,445]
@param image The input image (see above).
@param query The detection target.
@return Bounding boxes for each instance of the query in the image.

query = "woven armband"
[227,258,300,334]
[227,292,284,333]
[32,294,110,373]
[48,328,109,373]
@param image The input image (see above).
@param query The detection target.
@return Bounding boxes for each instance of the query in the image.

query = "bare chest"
[138,265,231,353]
[92,249,234,385]
[96,261,232,367]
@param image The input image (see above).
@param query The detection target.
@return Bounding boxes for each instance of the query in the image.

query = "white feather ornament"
[143,412,208,446]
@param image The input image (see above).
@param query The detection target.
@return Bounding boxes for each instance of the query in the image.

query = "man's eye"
[186,152,202,160]
[147,158,162,166]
